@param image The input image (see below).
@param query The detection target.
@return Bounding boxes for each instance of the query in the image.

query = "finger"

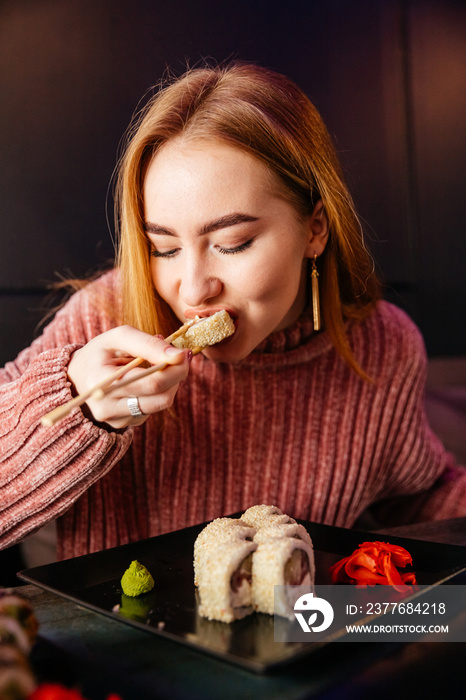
[121,384,179,418]
[89,380,180,428]
[84,355,189,426]
[104,353,190,399]
[102,326,187,367]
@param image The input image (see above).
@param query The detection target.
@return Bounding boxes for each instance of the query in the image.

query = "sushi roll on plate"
[252,536,315,619]
[197,540,257,623]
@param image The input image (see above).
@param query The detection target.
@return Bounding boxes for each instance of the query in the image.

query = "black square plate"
[18,520,466,673]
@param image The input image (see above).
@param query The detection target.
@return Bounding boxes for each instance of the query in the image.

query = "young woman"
[1,63,464,559]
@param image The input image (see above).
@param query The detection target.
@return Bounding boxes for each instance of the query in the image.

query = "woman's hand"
[67,325,191,429]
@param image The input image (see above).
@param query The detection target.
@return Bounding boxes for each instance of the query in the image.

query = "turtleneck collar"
[198,306,335,369]
[253,305,316,354]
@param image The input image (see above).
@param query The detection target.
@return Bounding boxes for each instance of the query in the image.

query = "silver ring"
[127,396,144,418]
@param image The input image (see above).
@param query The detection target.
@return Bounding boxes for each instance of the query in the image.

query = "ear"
[304,200,329,258]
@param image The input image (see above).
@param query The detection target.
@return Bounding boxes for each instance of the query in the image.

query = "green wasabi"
[120,560,155,597]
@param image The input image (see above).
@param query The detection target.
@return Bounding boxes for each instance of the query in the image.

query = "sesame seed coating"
[241,504,296,529]
[172,310,235,349]
[197,540,256,623]
[194,505,315,623]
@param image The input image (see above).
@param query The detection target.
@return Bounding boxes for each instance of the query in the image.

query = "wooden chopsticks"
[98,346,204,395]
[40,320,196,427]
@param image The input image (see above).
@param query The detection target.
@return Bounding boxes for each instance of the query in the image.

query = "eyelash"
[151,248,178,259]
[150,240,253,258]
[217,240,253,255]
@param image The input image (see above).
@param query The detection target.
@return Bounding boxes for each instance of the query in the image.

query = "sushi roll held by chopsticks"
[171,310,235,351]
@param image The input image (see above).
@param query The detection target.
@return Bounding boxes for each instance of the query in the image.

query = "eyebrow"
[144,213,259,237]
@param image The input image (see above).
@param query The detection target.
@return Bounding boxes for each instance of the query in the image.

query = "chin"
[202,341,252,364]
[201,327,268,363]
[202,348,243,364]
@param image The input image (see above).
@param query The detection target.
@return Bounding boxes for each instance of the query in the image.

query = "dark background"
[1,0,465,366]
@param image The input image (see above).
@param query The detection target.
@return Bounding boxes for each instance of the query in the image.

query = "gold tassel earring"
[311,254,321,331]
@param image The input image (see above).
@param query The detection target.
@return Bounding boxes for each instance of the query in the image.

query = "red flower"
[330,541,417,591]
[29,683,123,700]
[29,685,87,700]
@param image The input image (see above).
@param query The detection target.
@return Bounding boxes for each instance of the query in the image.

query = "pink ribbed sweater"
[1,270,465,559]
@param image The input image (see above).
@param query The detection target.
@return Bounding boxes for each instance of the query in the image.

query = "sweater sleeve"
[0,272,133,549]
[362,304,466,526]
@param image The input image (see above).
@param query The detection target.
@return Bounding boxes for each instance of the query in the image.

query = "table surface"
[14,518,466,700]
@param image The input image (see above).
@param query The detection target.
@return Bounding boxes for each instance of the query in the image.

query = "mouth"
[185,307,236,321]
[185,307,238,329]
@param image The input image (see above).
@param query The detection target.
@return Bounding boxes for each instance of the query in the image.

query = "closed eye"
[216,240,254,255]
[150,239,254,258]
[150,247,179,259]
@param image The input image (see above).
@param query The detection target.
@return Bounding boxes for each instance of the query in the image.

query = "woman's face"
[144,138,327,362]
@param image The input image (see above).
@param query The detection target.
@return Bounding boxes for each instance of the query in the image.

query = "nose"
[178,253,223,307]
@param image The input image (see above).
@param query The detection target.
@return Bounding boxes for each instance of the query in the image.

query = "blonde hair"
[115,62,380,375]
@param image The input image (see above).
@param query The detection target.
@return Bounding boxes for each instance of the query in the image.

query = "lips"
[185,307,237,321]
[185,307,239,335]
